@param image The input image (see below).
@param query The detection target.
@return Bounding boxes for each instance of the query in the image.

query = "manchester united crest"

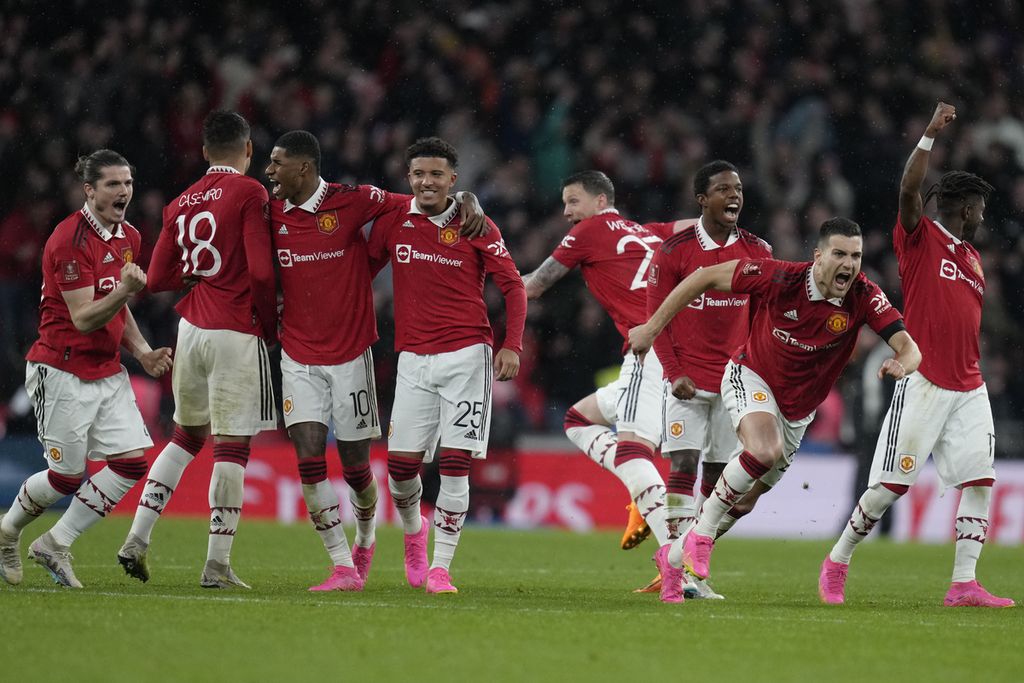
[968,255,983,277]
[121,247,134,263]
[825,311,849,335]
[899,454,916,474]
[283,396,294,416]
[752,391,768,403]
[669,422,683,438]
[316,210,340,235]
[48,446,63,462]
[439,225,459,246]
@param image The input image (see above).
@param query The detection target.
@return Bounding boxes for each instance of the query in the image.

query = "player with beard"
[820,102,1013,608]
[630,217,921,604]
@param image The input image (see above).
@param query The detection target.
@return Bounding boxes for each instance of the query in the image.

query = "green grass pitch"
[1,514,1021,682]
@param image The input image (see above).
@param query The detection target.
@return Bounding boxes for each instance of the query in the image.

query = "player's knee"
[881,482,910,496]
[47,469,84,495]
[289,430,326,460]
[744,442,781,466]
[297,456,328,484]
[563,406,591,433]
[337,439,371,469]
[439,449,472,477]
[668,449,700,472]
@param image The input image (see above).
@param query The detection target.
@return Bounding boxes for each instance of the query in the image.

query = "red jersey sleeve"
[241,189,277,342]
[550,222,588,269]
[647,248,686,382]
[52,238,94,292]
[862,278,903,336]
[730,258,776,297]
[147,207,185,293]
[476,223,527,353]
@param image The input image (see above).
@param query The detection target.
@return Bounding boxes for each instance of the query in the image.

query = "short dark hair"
[924,170,995,214]
[693,160,739,196]
[203,110,250,157]
[405,137,458,168]
[74,149,134,185]
[274,130,321,172]
[818,217,862,245]
[561,170,615,204]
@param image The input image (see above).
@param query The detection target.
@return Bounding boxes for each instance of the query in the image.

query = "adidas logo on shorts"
[463,429,479,440]
[356,419,367,429]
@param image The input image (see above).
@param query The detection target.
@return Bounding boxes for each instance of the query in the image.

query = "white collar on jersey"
[284,177,328,213]
[206,165,241,175]
[408,196,459,227]
[933,219,962,245]
[805,264,844,306]
[695,216,740,251]
[596,207,619,216]
[80,202,124,241]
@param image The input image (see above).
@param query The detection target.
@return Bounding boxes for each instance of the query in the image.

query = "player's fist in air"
[926,102,956,137]
[120,262,147,294]
[494,348,520,381]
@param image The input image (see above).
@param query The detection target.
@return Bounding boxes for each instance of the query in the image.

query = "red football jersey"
[551,209,664,351]
[368,199,527,355]
[271,180,409,365]
[730,259,903,420]
[27,205,142,380]
[895,213,984,391]
[648,220,773,391]
[148,167,276,340]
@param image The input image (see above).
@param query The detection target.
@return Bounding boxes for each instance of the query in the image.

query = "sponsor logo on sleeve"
[316,210,340,235]
[60,260,80,282]
[899,454,916,474]
[648,264,659,286]
[825,311,849,335]
[669,421,684,438]
[368,186,385,204]
[559,235,576,249]
[741,261,761,277]
[439,225,459,246]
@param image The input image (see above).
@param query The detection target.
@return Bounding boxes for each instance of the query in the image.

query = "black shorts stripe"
[729,363,746,411]
[33,365,47,438]
[257,341,272,421]
[621,358,644,422]
[882,378,908,473]
[480,346,493,443]
[362,348,379,428]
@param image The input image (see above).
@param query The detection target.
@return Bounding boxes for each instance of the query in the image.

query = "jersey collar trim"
[206,165,241,175]
[408,197,459,227]
[284,177,328,213]
[695,217,740,251]
[933,219,962,245]
[80,203,124,241]
[596,208,619,216]
[805,265,844,306]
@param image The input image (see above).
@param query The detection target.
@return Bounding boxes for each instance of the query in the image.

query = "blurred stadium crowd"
[1,0,1022,456]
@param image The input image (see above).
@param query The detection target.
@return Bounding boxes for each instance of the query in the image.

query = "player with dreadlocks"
[820,102,1013,608]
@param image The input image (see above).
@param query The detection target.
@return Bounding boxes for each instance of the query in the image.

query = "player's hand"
[671,376,697,400]
[494,348,520,381]
[628,324,655,355]
[120,263,147,294]
[878,358,907,381]
[139,347,173,378]
[457,193,490,238]
[926,102,956,137]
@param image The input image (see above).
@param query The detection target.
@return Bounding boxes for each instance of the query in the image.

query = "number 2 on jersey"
[175,211,223,277]
[616,234,663,290]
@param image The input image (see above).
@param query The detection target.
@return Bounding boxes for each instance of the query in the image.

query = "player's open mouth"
[270,182,281,197]
[113,200,127,211]
[834,272,851,288]
[724,203,740,219]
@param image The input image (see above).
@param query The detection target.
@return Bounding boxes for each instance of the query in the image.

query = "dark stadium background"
[1,1,1022,470]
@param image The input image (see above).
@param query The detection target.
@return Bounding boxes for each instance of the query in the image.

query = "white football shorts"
[719,360,814,487]
[388,343,493,460]
[172,318,276,435]
[869,371,995,489]
[27,362,153,475]
[663,386,742,464]
[280,347,382,440]
[611,350,665,446]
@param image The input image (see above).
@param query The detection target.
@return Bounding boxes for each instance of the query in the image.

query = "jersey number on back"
[616,235,663,290]
[175,211,223,277]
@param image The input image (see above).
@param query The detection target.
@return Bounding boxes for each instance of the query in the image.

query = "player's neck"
[417,196,453,217]
[207,157,247,175]
[292,178,322,207]
[702,216,733,243]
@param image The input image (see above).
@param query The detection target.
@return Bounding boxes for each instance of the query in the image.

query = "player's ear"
[245,140,253,159]
[696,193,708,210]
[450,169,457,187]
[202,146,210,162]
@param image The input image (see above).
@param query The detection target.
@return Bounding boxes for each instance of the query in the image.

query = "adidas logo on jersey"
[463,429,479,440]
[784,309,799,321]
[947,243,956,253]
[102,252,114,264]
[356,419,367,429]
[402,220,414,228]
[279,225,289,234]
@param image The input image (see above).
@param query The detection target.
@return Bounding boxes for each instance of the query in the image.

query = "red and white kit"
[722,258,904,483]
[271,179,409,437]
[869,214,994,488]
[552,209,666,442]
[26,204,152,472]
[148,166,277,435]
[648,218,772,461]
[368,198,527,458]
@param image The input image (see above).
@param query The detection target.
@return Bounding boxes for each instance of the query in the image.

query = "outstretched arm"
[628,259,739,354]
[521,257,571,300]
[879,330,920,379]
[899,102,956,233]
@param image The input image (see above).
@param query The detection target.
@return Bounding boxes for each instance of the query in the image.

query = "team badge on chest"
[825,311,849,335]
[121,247,134,263]
[439,225,459,246]
[316,210,340,235]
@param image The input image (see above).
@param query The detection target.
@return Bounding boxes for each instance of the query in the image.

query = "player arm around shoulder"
[628,259,740,354]
[455,191,489,238]
[899,102,956,233]
[879,329,920,380]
